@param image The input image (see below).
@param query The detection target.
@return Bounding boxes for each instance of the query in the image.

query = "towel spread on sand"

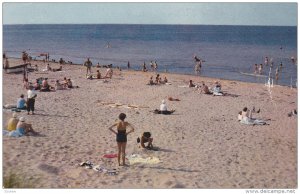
[178,85,189,88]
[79,161,118,175]
[240,118,266,125]
[97,101,149,109]
[126,154,160,165]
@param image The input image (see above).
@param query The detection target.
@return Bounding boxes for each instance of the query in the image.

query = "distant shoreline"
[5,56,295,89]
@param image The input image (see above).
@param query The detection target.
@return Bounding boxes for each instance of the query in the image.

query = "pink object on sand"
[103,153,118,158]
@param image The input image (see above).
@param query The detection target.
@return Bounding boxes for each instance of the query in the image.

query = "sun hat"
[12,113,17,118]
[19,117,25,122]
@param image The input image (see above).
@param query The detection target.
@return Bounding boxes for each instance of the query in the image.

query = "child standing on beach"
[109,113,135,166]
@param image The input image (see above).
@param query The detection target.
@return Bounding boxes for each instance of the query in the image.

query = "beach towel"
[3,104,17,109]
[240,118,266,125]
[7,130,23,137]
[3,130,9,136]
[178,85,189,88]
[79,161,119,175]
[126,154,160,165]
[98,101,149,109]
[103,153,118,158]
[213,92,223,96]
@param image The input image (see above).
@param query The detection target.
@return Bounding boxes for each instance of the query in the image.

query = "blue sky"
[2,2,298,26]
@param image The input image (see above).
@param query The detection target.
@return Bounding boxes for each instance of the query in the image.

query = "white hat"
[162,100,166,104]
[12,113,17,118]
[19,117,25,122]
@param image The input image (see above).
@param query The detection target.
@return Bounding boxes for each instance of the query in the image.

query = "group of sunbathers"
[189,80,224,96]
[148,74,168,85]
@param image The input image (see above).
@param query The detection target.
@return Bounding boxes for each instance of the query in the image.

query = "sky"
[2,2,298,26]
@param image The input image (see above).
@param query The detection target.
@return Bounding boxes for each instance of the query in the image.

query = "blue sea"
[3,24,297,86]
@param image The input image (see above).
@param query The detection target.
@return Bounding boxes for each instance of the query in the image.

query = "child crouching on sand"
[137,132,153,150]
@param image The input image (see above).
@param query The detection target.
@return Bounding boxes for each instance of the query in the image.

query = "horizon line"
[3,23,297,27]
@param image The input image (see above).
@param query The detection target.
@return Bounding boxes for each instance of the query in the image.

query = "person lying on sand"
[52,65,62,72]
[168,97,180,101]
[153,100,175,115]
[137,132,153,150]
[238,107,267,125]
[87,70,106,80]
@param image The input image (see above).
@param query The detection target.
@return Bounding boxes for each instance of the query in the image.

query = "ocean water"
[3,24,297,86]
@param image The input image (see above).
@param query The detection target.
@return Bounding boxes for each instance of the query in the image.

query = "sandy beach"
[2,58,297,189]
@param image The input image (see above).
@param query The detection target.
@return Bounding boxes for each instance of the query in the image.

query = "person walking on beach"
[27,86,37,115]
[22,51,28,64]
[108,113,135,166]
[194,55,202,73]
[84,58,93,76]
[127,61,131,69]
[142,62,147,72]
[264,56,269,66]
[153,61,158,71]
[254,64,258,74]
[275,67,279,81]
[259,64,263,74]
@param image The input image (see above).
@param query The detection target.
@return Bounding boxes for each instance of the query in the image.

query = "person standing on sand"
[22,51,28,64]
[84,58,93,76]
[142,62,147,72]
[264,56,269,66]
[194,55,202,73]
[254,64,258,74]
[109,113,135,166]
[154,61,158,71]
[259,64,263,74]
[275,67,279,80]
[127,61,131,69]
[27,86,37,115]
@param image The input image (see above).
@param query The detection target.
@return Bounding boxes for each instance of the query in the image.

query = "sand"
[2,58,297,189]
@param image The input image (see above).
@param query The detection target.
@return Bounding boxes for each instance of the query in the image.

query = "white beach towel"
[126,154,160,165]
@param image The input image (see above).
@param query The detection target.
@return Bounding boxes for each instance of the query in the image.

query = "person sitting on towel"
[201,82,212,94]
[212,81,223,96]
[17,94,27,110]
[137,132,153,149]
[8,117,38,137]
[238,107,266,125]
[6,113,19,132]
[153,100,175,115]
